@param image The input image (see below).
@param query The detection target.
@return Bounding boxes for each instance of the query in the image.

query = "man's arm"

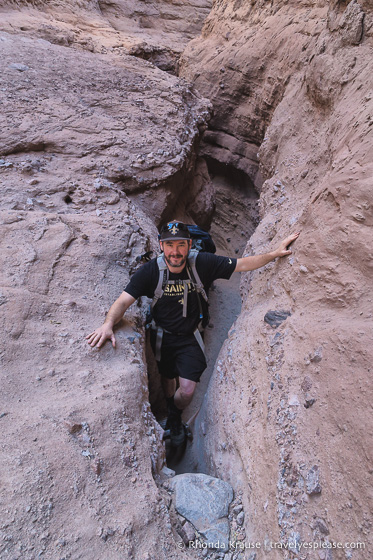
[86,291,136,348]
[235,232,300,272]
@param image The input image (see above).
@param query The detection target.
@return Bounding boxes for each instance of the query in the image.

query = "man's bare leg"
[174,378,197,410]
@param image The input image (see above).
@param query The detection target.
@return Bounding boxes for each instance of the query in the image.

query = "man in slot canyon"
[87,221,299,446]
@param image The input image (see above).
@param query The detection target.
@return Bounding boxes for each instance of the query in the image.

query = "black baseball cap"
[158,221,191,241]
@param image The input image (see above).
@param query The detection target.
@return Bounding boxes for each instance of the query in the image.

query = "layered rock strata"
[0,0,212,72]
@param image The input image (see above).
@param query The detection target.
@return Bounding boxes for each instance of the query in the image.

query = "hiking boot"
[165,411,185,447]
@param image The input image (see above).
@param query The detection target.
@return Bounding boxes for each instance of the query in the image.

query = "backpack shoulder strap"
[187,249,199,269]
[152,255,169,309]
[187,249,208,303]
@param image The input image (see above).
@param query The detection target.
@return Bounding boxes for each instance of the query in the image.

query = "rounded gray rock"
[169,473,234,550]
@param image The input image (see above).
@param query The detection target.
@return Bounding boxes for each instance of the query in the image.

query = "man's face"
[160,239,191,269]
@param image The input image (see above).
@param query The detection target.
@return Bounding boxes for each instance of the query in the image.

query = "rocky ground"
[1,0,373,559]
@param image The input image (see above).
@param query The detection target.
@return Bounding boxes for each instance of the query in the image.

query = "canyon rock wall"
[181,1,373,557]
[0,3,211,558]
[0,0,211,71]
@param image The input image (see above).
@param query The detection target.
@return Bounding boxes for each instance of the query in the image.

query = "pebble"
[304,396,316,408]
[314,517,329,535]
[232,505,243,515]
[9,63,29,71]
[92,459,102,475]
[264,310,291,328]
[236,511,245,526]
[182,520,196,544]
[306,465,322,495]
[310,347,323,363]
[161,466,175,478]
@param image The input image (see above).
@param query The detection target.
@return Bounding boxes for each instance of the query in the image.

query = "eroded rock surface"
[0,31,211,224]
[0,0,212,72]
[0,202,173,559]
[181,1,373,557]
[0,5,211,559]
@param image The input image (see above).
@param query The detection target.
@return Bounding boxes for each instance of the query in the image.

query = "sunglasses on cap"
[159,221,190,233]
[158,221,191,240]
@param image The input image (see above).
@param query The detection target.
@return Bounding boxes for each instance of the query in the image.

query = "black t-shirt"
[124,252,237,334]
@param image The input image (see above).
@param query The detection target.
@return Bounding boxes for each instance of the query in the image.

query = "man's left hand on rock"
[274,231,300,258]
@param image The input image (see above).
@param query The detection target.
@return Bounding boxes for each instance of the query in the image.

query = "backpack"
[186,225,216,254]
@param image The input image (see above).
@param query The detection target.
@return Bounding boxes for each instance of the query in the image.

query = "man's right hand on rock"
[86,324,116,348]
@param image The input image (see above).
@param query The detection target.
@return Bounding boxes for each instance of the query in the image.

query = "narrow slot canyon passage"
[147,157,260,475]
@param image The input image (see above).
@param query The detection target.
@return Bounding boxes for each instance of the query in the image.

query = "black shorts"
[150,331,207,383]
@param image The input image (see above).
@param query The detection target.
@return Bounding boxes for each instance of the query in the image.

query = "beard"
[164,253,187,268]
